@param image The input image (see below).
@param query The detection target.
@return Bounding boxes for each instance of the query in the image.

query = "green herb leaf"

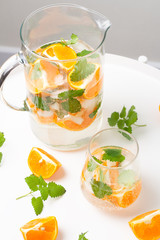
[25,174,40,192]
[120,106,126,118]
[39,186,49,201]
[61,98,81,113]
[39,175,47,187]
[78,232,89,240]
[70,59,95,82]
[126,111,137,126]
[118,169,136,187]
[0,132,5,147]
[0,152,2,163]
[108,112,119,126]
[32,95,50,111]
[127,105,136,118]
[61,33,78,46]
[87,156,102,172]
[102,148,125,163]
[117,119,125,129]
[89,102,101,119]
[48,182,66,198]
[58,89,84,100]
[31,197,43,215]
[31,62,42,80]
[40,41,60,49]
[91,179,112,199]
[77,50,92,57]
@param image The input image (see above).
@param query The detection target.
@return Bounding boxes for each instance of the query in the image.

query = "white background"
[0,54,160,239]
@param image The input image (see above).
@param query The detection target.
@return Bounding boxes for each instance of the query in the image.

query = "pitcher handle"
[0,52,27,111]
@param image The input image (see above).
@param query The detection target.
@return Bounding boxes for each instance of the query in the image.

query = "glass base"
[29,112,103,151]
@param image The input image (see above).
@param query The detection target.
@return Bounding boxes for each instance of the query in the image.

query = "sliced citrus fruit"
[28,147,61,179]
[68,64,103,99]
[129,209,160,240]
[20,216,58,240]
[108,180,142,208]
[54,109,96,131]
[42,43,77,70]
[26,59,63,94]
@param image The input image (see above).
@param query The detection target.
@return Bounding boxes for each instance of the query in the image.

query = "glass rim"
[20,3,111,63]
[88,128,139,170]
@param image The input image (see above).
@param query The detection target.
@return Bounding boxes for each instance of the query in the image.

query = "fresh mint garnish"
[70,59,95,82]
[77,49,99,58]
[118,169,136,187]
[102,148,125,163]
[108,105,146,138]
[40,41,60,49]
[61,98,81,113]
[32,95,50,111]
[89,102,101,119]
[61,33,78,46]
[58,89,84,100]
[16,174,66,215]
[78,232,89,240]
[91,179,112,199]
[87,156,102,172]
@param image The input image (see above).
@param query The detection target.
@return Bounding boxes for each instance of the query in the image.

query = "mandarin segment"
[129,209,160,240]
[28,147,61,179]
[20,216,58,240]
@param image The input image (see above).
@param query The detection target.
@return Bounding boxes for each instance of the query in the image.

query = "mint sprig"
[77,49,99,58]
[91,179,112,199]
[61,33,78,46]
[70,59,95,82]
[89,102,101,119]
[58,89,84,100]
[108,105,146,137]
[87,156,102,172]
[16,174,66,215]
[31,95,51,111]
[78,232,89,240]
[102,148,125,163]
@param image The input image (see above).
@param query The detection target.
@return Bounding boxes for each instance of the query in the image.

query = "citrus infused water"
[25,35,103,150]
[81,146,142,209]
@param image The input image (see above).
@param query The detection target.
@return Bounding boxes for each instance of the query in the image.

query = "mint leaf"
[78,232,88,240]
[0,152,2,163]
[40,41,60,49]
[87,156,102,172]
[89,102,101,119]
[91,179,112,198]
[31,62,42,80]
[70,59,95,82]
[77,50,92,57]
[0,132,5,147]
[32,95,50,111]
[127,105,136,118]
[61,98,81,113]
[31,197,43,215]
[126,111,137,126]
[120,106,126,118]
[117,119,125,129]
[58,89,84,100]
[25,174,40,192]
[39,186,49,201]
[118,169,136,187]
[108,112,119,126]
[102,148,125,163]
[48,182,66,198]
[39,175,47,187]
[61,33,78,46]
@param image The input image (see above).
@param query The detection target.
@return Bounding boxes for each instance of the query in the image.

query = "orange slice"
[42,43,77,70]
[20,216,58,240]
[129,209,160,240]
[26,59,63,94]
[28,147,61,179]
[68,64,103,99]
[107,180,142,208]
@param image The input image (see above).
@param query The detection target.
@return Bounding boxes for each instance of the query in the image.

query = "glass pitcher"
[0,4,111,150]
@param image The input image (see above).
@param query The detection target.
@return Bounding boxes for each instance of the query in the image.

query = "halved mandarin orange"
[26,59,63,94]
[42,43,77,71]
[129,209,160,240]
[107,180,142,208]
[20,216,58,240]
[28,147,61,179]
[68,64,103,99]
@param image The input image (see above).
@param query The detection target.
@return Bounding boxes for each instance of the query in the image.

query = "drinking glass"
[0,4,111,150]
[81,128,141,209]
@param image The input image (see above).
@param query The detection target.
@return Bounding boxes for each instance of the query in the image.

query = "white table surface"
[0,54,160,240]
